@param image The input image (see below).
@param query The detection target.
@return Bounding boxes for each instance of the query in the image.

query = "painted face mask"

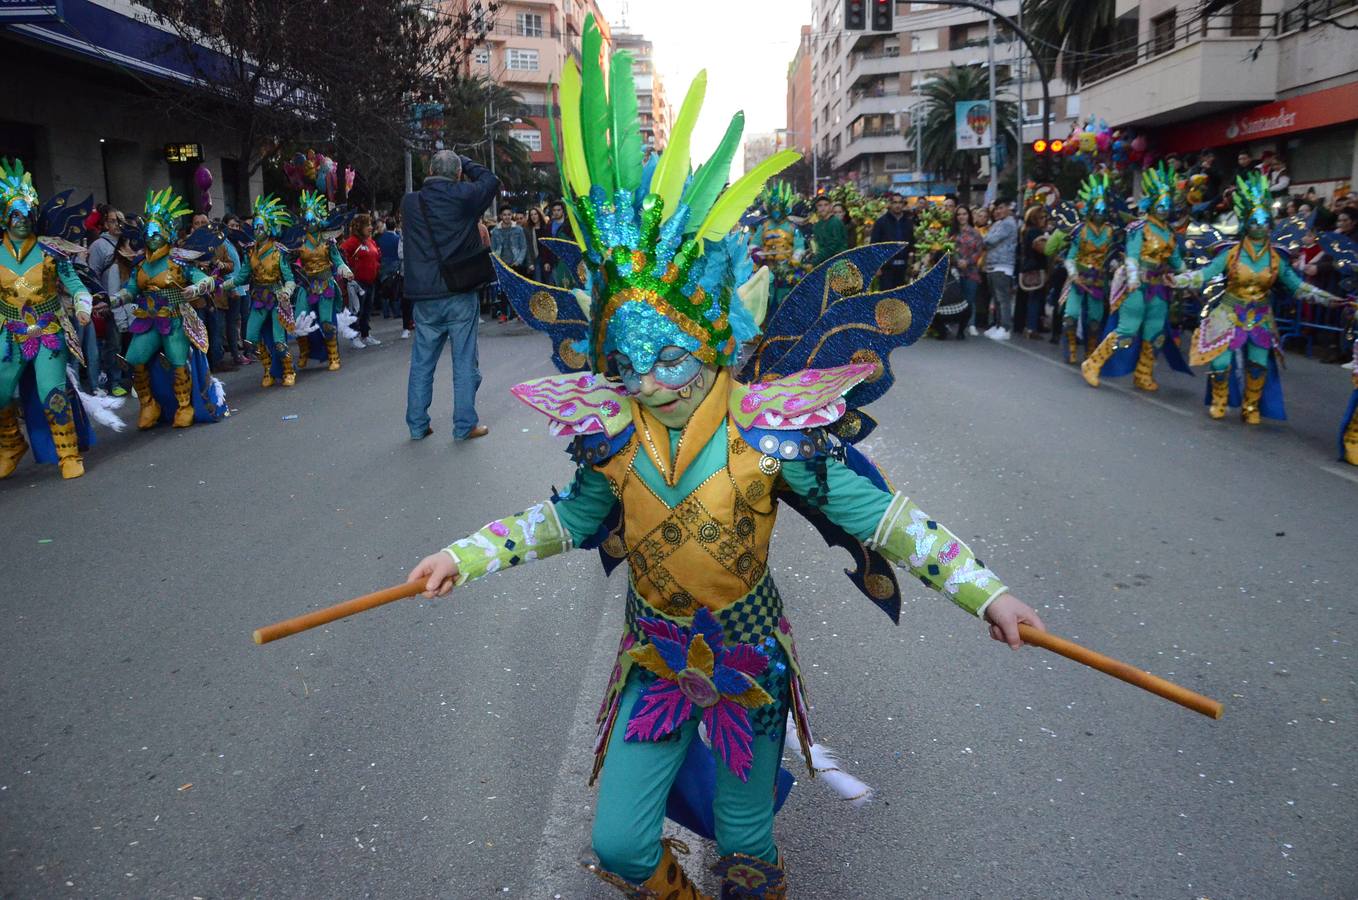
[140,187,191,253]
[299,189,328,230]
[251,193,292,238]
[0,157,39,233]
[1079,172,1111,223]
[1233,170,1272,238]
[1141,163,1176,219]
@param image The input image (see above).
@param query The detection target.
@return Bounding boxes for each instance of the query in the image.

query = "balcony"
[845,92,909,122]
[1080,10,1282,127]
[835,128,907,169]
[847,49,905,87]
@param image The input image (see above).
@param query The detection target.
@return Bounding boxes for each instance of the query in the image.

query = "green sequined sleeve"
[441,501,574,587]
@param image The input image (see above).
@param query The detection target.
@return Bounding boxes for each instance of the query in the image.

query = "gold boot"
[259,343,274,387]
[714,852,786,899]
[43,392,84,479]
[1241,365,1266,425]
[132,364,160,430]
[0,403,29,479]
[1087,329,1101,357]
[172,365,194,428]
[1208,371,1229,420]
[586,838,712,900]
[1344,403,1358,466]
[1063,318,1078,365]
[1081,332,1119,387]
[280,346,296,387]
[296,335,310,369]
[1133,340,1159,392]
[325,337,341,371]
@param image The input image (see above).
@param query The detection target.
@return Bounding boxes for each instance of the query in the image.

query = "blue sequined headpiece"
[1233,171,1272,228]
[0,158,39,221]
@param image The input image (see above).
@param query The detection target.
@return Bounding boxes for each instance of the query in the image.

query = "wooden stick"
[1019,624,1223,719]
[253,582,426,645]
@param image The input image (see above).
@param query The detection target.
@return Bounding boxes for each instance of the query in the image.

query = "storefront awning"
[1156,81,1358,154]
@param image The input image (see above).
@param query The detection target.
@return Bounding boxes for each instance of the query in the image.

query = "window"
[506,48,539,71]
[516,13,544,37]
[1065,93,1080,118]
[510,129,542,152]
[1151,10,1176,55]
[911,30,938,52]
[473,48,489,66]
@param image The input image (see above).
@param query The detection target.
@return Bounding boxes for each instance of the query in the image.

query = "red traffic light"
[1050,139,1065,153]
[1032,139,1048,154]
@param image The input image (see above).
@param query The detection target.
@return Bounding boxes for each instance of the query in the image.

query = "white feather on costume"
[336,308,359,341]
[293,310,320,335]
[782,716,875,807]
[65,366,128,432]
[210,377,227,409]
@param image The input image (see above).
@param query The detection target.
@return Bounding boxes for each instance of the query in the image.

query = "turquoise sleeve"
[551,463,621,546]
[1201,248,1230,280]
[1125,226,1143,261]
[1276,253,1303,294]
[228,257,251,288]
[780,457,893,541]
[183,264,210,286]
[281,252,295,285]
[330,243,345,270]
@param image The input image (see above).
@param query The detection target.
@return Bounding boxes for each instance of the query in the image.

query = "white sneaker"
[364,335,381,346]
[400,329,411,340]
[350,337,366,350]
[966,325,979,336]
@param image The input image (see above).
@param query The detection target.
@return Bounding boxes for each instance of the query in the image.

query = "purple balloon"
[194,164,214,191]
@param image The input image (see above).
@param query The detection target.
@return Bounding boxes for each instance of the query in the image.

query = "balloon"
[1095,132,1112,153]
[194,164,213,191]
[345,167,356,195]
[199,189,212,215]
[1131,135,1147,153]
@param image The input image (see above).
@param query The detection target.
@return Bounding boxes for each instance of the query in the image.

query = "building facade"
[742,130,790,175]
[463,0,613,167]
[613,28,673,153]
[1079,0,1358,199]
[807,0,1077,197]
[0,0,264,217]
[786,25,814,157]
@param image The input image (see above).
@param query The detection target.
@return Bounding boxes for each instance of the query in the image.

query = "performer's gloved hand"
[983,593,1046,650]
[279,282,297,301]
[338,265,355,281]
[408,552,460,598]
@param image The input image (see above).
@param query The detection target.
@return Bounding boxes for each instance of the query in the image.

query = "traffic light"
[1031,139,1065,178]
[871,0,893,31]
[845,0,866,30]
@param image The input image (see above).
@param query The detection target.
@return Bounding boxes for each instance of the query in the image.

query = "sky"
[597,0,811,178]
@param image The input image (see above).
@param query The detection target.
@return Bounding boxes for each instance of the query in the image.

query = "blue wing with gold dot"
[492,254,592,373]
[539,236,585,284]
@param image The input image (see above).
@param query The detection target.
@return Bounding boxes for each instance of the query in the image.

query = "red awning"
[1156,81,1358,154]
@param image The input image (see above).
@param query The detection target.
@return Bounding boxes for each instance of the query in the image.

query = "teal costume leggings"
[1115,287,1168,343]
[125,323,190,368]
[246,305,290,350]
[295,283,336,338]
[591,672,784,883]
[1210,342,1269,373]
[0,341,68,410]
[1063,284,1105,326]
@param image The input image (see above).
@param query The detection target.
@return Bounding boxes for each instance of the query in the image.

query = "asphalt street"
[1,316,1355,899]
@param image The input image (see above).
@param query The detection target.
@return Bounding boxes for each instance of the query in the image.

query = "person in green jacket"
[810,194,848,263]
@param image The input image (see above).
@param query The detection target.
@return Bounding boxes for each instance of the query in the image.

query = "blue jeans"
[959,278,979,327]
[406,293,482,439]
[76,319,100,392]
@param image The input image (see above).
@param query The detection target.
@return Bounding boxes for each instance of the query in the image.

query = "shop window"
[1285,126,1355,183]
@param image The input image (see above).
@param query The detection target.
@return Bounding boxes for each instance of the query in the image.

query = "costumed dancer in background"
[1175,172,1347,424]
[0,158,96,479]
[291,190,352,372]
[112,189,217,429]
[748,182,804,315]
[915,204,968,339]
[1083,164,1190,391]
[229,195,298,387]
[408,22,1046,898]
[1060,174,1116,364]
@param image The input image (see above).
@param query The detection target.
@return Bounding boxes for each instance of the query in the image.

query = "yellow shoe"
[1081,333,1119,387]
[281,350,296,387]
[44,398,84,480]
[1133,340,1159,392]
[325,337,341,371]
[132,365,161,430]
[172,366,194,428]
[259,344,274,387]
[1208,372,1229,420]
[587,838,712,900]
[296,335,310,369]
[59,457,85,479]
[1344,419,1358,466]
[1063,319,1078,365]
[0,404,28,479]
[1241,366,1266,426]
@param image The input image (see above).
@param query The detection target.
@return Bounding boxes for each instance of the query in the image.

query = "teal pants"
[1115,286,1168,343]
[125,323,190,368]
[0,340,68,411]
[1210,342,1269,373]
[295,283,337,338]
[245,305,290,351]
[591,672,784,883]
[1063,284,1105,327]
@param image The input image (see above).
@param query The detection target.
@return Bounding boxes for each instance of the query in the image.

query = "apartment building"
[787,25,814,157]
[462,0,612,168]
[743,130,791,174]
[1079,0,1358,197]
[613,28,673,153]
[806,0,1077,196]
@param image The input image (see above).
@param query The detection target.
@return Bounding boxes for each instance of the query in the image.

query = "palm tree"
[917,64,1018,205]
[439,76,538,193]
[1022,0,1120,90]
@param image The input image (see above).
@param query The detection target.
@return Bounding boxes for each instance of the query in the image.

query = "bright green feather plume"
[695,149,801,243]
[580,16,614,192]
[558,64,591,198]
[680,111,744,232]
[609,49,643,192]
[651,70,706,222]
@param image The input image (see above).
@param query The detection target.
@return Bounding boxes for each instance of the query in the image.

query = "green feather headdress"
[1140,163,1175,215]
[251,193,293,237]
[759,181,797,213]
[299,189,329,226]
[1078,172,1111,214]
[1233,170,1271,227]
[143,187,192,240]
[0,157,40,220]
[549,13,800,372]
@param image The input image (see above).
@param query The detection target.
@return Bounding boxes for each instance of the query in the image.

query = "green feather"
[580,15,614,191]
[695,149,800,243]
[651,70,707,221]
[545,78,573,201]
[558,63,591,197]
[609,50,643,192]
[679,111,744,232]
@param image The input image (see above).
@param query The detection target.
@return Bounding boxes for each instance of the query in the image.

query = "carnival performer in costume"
[407,20,1046,898]
[0,158,96,479]
[1176,172,1346,424]
[229,195,298,387]
[748,182,803,313]
[1083,164,1190,391]
[1060,174,1116,364]
[112,189,217,429]
[291,190,352,372]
